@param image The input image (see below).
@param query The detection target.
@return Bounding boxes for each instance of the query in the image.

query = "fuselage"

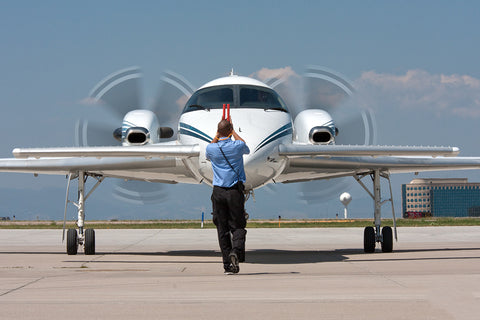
[177,75,293,190]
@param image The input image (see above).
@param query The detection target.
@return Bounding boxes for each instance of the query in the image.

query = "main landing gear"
[63,171,104,255]
[355,170,397,253]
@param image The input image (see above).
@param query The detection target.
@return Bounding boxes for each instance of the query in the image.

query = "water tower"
[339,192,352,219]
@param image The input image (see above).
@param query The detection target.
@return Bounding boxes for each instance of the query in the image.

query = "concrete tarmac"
[1,227,480,319]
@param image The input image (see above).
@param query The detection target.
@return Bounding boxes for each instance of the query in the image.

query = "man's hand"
[229,120,245,142]
[231,128,245,143]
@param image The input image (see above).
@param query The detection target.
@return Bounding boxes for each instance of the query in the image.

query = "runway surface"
[1,227,480,319]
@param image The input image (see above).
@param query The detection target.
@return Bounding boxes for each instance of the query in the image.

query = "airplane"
[1,66,480,256]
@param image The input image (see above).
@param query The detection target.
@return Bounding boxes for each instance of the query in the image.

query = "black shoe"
[224,264,236,275]
[229,252,239,274]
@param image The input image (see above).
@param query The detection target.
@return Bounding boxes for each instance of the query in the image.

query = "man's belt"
[215,181,244,191]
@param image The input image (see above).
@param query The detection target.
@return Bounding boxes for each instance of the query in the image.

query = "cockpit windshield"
[183,86,233,112]
[239,87,287,111]
[182,85,288,113]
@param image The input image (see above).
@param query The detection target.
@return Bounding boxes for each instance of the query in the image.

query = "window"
[183,86,233,113]
[183,85,289,113]
[239,87,288,111]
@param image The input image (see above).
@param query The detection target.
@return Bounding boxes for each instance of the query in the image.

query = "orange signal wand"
[222,104,226,120]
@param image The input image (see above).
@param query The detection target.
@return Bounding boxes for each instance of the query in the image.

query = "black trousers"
[211,184,247,268]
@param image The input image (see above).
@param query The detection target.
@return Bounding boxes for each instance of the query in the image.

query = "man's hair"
[217,120,233,137]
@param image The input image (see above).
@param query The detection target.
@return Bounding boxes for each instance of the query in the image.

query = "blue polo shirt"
[206,138,250,187]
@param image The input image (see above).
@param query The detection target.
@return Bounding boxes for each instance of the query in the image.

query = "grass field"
[1,217,480,229]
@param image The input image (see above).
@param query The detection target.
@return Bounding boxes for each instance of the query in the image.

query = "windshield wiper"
[264,107,287,112]
[188,104,210,111]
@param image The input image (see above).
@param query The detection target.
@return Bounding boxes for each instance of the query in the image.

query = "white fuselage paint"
[171,75,296,190]
[178,108,292,190]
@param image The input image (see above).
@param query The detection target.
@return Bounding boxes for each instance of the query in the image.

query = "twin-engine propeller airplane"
[1,66,480,255]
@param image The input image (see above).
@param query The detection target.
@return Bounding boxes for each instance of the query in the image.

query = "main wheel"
[66,229,78,255]
[84,228,95,255]
[363,226,376,253]
[381,226,393,253]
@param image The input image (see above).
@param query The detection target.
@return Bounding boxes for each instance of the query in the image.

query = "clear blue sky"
[1,1,480,220]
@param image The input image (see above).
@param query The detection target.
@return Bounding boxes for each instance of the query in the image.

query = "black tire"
[381,226,393,253]
[66,229,78,255]
[84,229,95,255]
[363,226,376,253]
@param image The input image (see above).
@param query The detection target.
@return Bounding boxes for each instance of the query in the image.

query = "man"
[206,119,250,274]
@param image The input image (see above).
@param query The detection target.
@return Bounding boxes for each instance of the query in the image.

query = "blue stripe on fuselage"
[254,123,292,152]
[179,122,213,143]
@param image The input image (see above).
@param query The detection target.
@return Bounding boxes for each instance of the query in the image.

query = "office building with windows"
[402,178,480,218]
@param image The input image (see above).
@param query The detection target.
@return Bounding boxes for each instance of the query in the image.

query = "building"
[402,178,480,218]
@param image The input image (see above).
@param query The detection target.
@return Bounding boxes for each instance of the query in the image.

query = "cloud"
[354,69,480,118]
[176,95,189,110]
[250,66,299,82]
[249,66,480,120]
[250,66,303,114]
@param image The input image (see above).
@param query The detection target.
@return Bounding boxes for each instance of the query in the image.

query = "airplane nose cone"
[242,151,280,190]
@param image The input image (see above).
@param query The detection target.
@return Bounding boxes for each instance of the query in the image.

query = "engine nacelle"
[293,109,337,145]
[121,110,160,146]
[115,110,175,145]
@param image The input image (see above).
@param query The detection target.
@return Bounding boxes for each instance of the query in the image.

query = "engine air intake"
[309,127,334,144]
[126,127,150,145]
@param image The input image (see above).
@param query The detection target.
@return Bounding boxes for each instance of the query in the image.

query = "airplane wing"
[276,144,480,183]
[0,144,201,184]
[11,145,199,159]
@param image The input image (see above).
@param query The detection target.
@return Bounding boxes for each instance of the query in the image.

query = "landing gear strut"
[63,171,104,255]
[355,170,397,253]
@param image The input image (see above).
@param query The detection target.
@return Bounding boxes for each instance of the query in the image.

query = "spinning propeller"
[261,66,377,202]
[77,67,195,204]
